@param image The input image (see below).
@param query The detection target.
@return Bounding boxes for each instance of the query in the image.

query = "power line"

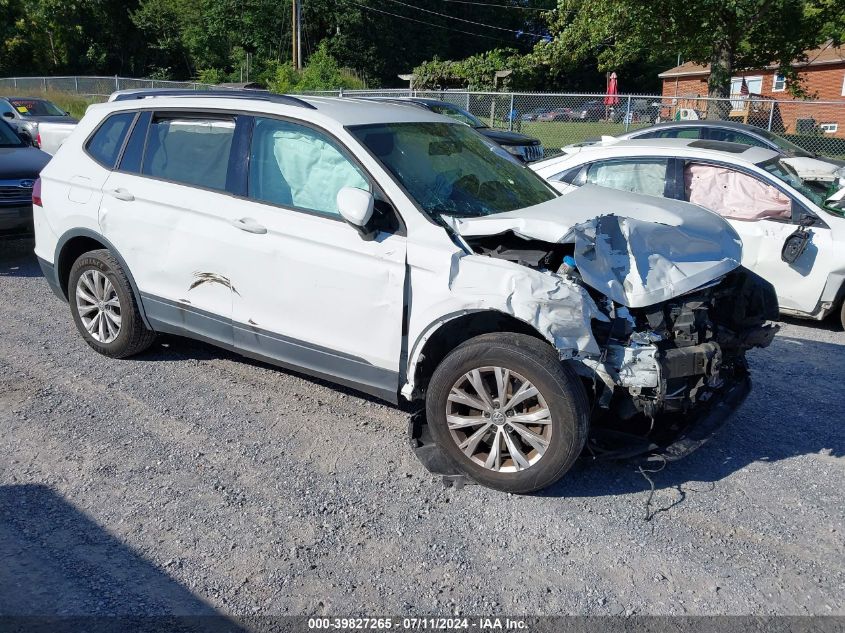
[440,0,547,10]
[349,2,518,43]
[380,0,547,37]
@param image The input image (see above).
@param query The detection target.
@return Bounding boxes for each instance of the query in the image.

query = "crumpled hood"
[443,184,743,308]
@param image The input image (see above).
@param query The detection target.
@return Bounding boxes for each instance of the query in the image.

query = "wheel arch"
[403,309,552,401]
[54,229,152,329]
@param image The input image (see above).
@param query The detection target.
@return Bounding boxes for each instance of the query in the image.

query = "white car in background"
[532,138,845,329]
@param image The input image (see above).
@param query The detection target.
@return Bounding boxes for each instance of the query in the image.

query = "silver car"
[0,96,78,146]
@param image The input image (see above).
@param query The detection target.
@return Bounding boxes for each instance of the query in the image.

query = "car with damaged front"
[531,138,845,330]
[34,90,777,493]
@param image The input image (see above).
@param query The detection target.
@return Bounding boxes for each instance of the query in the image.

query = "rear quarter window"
[86,112,136,168]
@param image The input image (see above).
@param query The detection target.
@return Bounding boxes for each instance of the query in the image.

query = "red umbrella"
[604,72,620,106]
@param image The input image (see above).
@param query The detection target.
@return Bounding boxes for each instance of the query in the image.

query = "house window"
[842,73,845,96]
[820,123,838,134]
[772,74,786,92]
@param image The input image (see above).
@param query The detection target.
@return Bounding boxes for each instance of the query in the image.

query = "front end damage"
[576,269,777,457]
[440,187,779,459]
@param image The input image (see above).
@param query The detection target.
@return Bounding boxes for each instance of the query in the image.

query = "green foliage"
[0,0,839,99]
[196,68,224,85]
[266,43,365,93]
[413,49,549,91]
[540,0,845,99]
[0,0,549,86]
[0,0,143,75]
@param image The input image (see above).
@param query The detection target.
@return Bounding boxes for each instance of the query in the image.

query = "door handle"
[105,187,134,202]
[230,217,267,234]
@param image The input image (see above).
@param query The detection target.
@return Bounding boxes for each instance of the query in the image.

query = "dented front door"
[728,216,834,314]
[228,200,407,402]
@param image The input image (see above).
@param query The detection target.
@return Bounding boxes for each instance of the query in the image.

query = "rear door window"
[86,112,136,169]
[0,100,17,118]
[704,128,769,148]
[584,158,670,197]
[551,165,586,186]
[142,115,236,191]
[117,110,151,173]
[639,128,700,139]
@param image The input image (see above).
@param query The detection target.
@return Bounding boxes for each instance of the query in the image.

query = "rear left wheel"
[68,249,155,358]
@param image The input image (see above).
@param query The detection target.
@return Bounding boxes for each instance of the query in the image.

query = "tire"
[840,299,845,331]
[425,333,590,493]
[68,249,155,358]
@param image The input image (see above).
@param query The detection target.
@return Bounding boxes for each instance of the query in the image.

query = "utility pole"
[291,0,302,69]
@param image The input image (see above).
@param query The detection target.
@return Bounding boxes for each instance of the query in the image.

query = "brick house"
[658,41,845,137]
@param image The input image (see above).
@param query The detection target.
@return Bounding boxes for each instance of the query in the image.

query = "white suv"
[34,90,777,492]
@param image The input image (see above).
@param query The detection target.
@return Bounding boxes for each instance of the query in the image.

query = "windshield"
[426,103,485,129]
[753,127,813,157]
[351,122,556,218]
[9,98,66,117]
[760,157,844,215]
[0,120,24,147]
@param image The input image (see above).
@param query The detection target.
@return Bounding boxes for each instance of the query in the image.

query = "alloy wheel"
[445,366,553,473]
[75,269,122,343]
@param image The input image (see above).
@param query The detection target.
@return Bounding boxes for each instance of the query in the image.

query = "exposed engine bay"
[463,228,779,455]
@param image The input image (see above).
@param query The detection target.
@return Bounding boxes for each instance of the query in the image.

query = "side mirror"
[337,187,374,233]
[2,112,14,119]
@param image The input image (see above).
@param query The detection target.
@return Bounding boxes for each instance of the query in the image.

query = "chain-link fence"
[0,75,214,99]
[307,88,845,159]
[3,77,844,158]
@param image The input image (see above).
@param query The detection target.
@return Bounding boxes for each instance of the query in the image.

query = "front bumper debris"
[409,374,752,487]
[587,375,752,463]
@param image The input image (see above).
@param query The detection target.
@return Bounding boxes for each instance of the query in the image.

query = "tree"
[266,42,365,92]
[540,0,845,116]
[412,49,549,91]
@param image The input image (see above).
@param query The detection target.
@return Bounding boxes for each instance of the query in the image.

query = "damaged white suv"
[34,90,777,492]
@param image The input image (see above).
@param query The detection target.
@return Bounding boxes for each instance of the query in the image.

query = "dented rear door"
[99,111,242,346]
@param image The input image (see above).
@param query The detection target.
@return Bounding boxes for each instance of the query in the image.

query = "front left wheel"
[68,249,155,358]
[425,333,590,493]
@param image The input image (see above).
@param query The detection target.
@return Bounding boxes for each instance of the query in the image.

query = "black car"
[370,97,545,162]
[0,119,50,234]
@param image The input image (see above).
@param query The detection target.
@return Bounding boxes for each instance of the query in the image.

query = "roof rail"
[109,88,317,110]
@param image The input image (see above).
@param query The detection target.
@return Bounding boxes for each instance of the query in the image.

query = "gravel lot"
[1,236,843,618]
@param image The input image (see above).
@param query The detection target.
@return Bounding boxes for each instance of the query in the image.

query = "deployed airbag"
[685,163,791,221]
[250,120,368,215]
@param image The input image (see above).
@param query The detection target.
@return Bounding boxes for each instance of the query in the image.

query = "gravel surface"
[1,236,843,617]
